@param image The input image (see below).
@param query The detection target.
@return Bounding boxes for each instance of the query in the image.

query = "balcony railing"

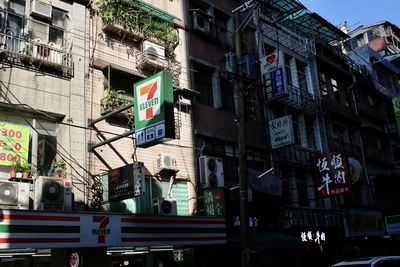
[136,50,181,87]
[266,84,318,114]
[261,23,315,57]
[0,33,73,78]
[274,144,320,168]
[282,206,343,229]
[327,137,362,157]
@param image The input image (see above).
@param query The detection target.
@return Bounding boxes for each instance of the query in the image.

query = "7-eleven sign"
[138,76,161,121]
[134,71,175,147]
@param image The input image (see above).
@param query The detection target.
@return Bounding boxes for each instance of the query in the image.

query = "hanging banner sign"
[0,121,30,166]
[269,115,294,149]
[312,150,351,198]
[134,71,175,147]
[108,162,145,202]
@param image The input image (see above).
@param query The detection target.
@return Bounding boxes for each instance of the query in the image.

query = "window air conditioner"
[141,40,166,68]
[155,154,178,173]
[0,181,30,210]
[30,0,52,20]
[34,176,72,211]
[193,12,211,33]
[153,198,177,216]
[199,156,224,188]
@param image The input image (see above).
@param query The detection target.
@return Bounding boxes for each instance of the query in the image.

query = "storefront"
[0,210,226,267]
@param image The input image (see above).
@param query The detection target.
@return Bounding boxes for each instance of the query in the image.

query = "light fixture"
[123,260,129,266]
[122,251,148,255]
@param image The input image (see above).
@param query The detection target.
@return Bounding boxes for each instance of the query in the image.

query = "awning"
[120,0,179,22]
[228,232,299,247]
[0,210,226,249]
[261,0,349,43]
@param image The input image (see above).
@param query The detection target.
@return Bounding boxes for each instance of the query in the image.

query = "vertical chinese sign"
[134,71,175,147]
[392,96,400,137]
[203,188,225,216]
[0,122,30,166]
[260,51,287,100]
[312,151,351,198]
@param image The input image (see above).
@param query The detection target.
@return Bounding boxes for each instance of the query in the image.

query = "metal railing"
[266,84,318,113]
[136,50,181,87]
[274,144,320,168]
[0,32,73,77]
[261,23,316,57]
[327,137,362,157]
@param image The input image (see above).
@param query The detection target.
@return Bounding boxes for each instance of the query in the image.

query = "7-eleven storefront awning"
[0,210,226,249]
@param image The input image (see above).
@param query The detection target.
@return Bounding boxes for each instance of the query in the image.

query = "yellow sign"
[0,122,30,166]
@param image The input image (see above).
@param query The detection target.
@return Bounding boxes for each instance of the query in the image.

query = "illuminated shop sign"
[312,150,351,198]
[300,230,326,245]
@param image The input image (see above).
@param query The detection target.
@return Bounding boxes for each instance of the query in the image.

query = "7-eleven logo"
[137,76,161,121]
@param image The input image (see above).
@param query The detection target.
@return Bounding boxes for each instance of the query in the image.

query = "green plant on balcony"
[97,0,179,55]
[101,89,133,113]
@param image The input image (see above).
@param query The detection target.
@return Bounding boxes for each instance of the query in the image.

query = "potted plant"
[11,160,31,179]
[51,159,67,178]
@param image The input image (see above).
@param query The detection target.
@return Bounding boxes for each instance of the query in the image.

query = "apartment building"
[0,0,89,206]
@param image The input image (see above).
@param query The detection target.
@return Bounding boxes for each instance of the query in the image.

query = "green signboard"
[134,71,175,147]
[0,122,30,166]
[392,97,400,137]
[203,188,225,216]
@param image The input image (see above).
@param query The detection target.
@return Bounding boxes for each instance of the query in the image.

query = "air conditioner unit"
[0,181,30,210]
[199,156,224,188]
[193,12,211,33]
[30,0,52,20]
[34,176,72,211]
[141,40,166,68]
[156,154,178,173]
[153,198,177,216]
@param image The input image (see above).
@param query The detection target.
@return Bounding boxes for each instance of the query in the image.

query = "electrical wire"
[0,81,93,182]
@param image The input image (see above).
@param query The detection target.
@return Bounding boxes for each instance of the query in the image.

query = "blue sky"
[300,0,400,31]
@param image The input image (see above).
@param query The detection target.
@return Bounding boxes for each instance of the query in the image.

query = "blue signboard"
[272,67,286,97]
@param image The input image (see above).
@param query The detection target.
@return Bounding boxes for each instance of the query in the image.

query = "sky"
[300,0,400,31]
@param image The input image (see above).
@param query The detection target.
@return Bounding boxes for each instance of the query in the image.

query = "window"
[297,61,308,92]
[30,7,67,46]
[331,78,340,101]
[193,62,214,107]
[220,76,235,113]
[37,134,57,176]
[319,73,328,96]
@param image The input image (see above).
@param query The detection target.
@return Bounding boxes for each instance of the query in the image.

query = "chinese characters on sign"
[203,188,225,216]
[300,230,326,245]
[313,151,351,198]
[269,115,294,149]
[272,67,286,97]
[108,163,145,202]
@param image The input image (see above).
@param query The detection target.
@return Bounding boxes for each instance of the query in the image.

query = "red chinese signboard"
[312,150,351,198]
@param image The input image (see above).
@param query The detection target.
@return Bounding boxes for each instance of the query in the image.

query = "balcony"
[266,84,318,114]
[274,144,319,168]
[321,98,358,122]
[100,90,134,121]
[359,102,385,121]
[261,23,315,58]
[327,137,362,158]
[365,147,393,163]
[0,33,73,78]
[136,50,181,87]
[282,206,343,229]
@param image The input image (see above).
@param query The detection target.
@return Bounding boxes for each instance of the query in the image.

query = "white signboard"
[260,52,279,75]
[269,115,294,149]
